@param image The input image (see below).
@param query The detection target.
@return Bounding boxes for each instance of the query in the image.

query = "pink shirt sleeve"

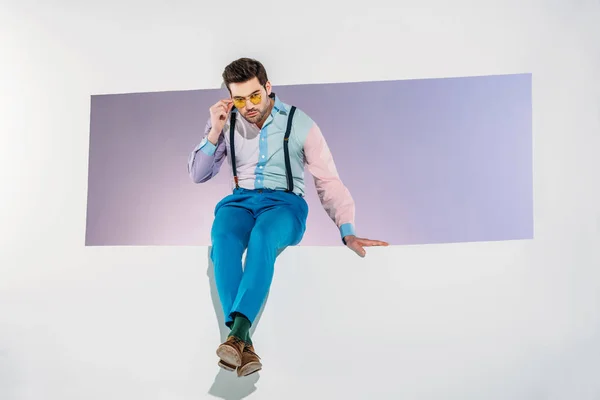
[304,122,356,239]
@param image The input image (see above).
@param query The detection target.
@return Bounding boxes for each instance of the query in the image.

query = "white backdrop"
[1,1,599,399]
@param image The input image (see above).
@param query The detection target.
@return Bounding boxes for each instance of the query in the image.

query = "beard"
[243,107,264,123]
[243,97,272,124]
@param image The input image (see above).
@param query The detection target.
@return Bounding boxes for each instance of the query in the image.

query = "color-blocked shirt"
[188,93,356,240]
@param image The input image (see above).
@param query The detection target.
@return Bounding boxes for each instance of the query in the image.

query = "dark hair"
[222,58,269,91]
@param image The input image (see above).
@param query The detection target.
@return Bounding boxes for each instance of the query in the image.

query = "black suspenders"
[229,112,239,188]
[283,106,297,192]
[229,106,297,192]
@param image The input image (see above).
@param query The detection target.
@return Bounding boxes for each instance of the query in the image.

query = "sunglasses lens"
[232,93,261,108]
[250,94,261,104]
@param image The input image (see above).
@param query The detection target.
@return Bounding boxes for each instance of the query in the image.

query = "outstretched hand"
[343,235,389,257]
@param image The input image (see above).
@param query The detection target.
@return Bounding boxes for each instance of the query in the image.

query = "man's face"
[229,77,272,124]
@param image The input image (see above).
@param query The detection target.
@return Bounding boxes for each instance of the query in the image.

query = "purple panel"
[85,74,532,246]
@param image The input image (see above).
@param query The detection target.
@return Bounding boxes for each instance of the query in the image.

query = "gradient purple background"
[85,73,532,246]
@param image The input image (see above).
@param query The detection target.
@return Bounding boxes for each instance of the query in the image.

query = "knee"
[247,225,283,252]
[212,231,246,252]
[248,224,272,242]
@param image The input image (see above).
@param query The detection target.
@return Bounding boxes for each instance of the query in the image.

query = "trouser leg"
[228,194,308,325]
[210,202,255,328]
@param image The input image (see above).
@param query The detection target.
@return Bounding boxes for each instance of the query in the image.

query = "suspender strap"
[283,106,296,192]
[229,106,297,192]
[229,112,239,188]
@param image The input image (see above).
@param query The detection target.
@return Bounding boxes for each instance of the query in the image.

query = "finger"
[211,104,228,115]
[359,239,389,246]
[372,240,389,246]
[211,100,231,111]
[350,242,366,257]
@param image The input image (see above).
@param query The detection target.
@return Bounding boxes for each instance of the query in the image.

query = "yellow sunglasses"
[232,92,262,109]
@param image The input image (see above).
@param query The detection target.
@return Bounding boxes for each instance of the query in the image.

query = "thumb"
[354,245,366,257]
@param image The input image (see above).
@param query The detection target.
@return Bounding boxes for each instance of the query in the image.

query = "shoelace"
[243,346,260,359]
[228,336,245,345]
[228,336,259,358]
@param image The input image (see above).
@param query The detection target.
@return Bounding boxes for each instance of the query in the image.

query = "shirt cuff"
[340,223,355,244]
[198,137,217,156]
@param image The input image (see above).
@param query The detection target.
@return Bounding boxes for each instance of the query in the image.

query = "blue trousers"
[210,188,309,328]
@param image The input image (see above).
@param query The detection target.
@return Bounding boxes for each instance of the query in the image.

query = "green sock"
[229,313,252,344]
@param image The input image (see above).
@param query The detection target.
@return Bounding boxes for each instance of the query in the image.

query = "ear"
[265,81,272,95]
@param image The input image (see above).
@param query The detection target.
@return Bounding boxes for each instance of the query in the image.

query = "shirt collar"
[269,92,288,114]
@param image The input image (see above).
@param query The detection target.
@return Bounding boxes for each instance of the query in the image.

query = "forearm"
[188,121,225,183]
[304,123,356,239]
[206,127,221,146]
[314,177,356,238]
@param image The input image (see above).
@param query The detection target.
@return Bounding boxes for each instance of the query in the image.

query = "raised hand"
[208,99,234,142]
[343,235,389,257]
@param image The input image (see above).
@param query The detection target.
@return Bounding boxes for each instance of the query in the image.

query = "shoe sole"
[218,359,236,371]
[237,361,262,377]
[216,344,242,367]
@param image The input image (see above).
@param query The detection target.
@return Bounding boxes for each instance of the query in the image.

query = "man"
[188,58,388,377]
